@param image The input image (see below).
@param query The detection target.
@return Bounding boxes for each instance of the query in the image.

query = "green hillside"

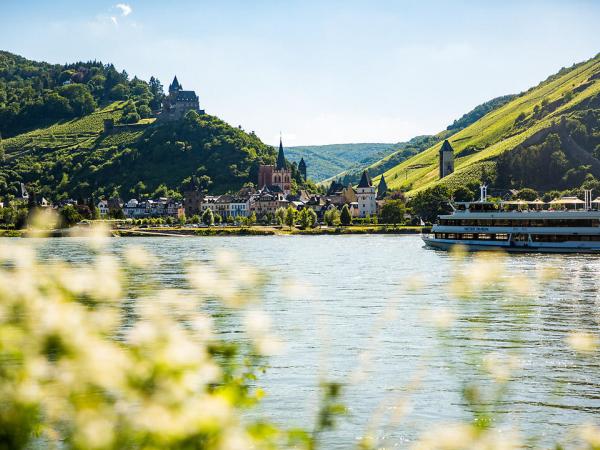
[376,54,600,195]
[326,94,516,187]
[285,143,396,181]
[0,52,308,201]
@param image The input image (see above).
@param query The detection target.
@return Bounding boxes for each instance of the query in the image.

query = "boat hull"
[421,236,600,254]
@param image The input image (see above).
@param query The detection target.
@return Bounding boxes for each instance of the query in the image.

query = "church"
[160,76,204,121]
[258,138,299,195]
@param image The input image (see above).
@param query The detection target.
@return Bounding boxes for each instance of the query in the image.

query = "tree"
[275,207,286,226]
[380,200,406,226]
[226,215,235,225]
[452,186,475,202]
[377,175,388,199]
[58,84,96,116]
[109,83,130,100]
[340,204,352,226]
[284,206,296,229]
[515,188,539,201]
[324,208,340,226]
[202,208,214,226]
[190,214,200,224]
[60,205,83,227]
[214,213,222,225]
[298,209,309,229]
[408,185,452,223]
[306,208,317,228]
[247,212,257,226]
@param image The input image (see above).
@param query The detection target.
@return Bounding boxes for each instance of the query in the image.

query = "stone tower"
[439,140,455,179]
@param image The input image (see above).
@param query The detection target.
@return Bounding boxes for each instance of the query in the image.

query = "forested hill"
[286,143,396,181]
[0,51,307,201]
[0,51,163,137]
[374,53,600,196]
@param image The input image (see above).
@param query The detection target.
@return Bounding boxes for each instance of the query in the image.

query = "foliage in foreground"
[0,225,347,449]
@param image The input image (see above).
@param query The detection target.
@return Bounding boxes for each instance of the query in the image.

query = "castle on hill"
[160,76,204,121]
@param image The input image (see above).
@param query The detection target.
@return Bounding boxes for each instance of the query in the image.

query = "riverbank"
[114,225,425,237]
[0,225,426,238]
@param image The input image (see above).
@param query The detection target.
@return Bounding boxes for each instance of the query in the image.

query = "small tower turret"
[298,157,307,180]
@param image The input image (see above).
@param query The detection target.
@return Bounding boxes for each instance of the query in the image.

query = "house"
[356,170,377,218]
[97,200,109,217]
[250,186,289,217]
[124,199,147,218]
[227,197,250,218]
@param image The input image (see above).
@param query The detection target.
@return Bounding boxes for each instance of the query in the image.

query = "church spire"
[276,136,286,170]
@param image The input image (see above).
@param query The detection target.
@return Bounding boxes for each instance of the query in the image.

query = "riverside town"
[2,2,600,449]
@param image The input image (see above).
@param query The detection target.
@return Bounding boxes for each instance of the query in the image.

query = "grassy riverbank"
[114,225,424,237]
[1,225,425,238]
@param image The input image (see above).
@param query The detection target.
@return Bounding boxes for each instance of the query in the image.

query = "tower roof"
[276,137,286,170]
[357,170,372,188]
[298,157,306,168]
[439,139,454,154]
[169,76,182,92]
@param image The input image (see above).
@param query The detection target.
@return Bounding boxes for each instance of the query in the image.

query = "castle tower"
[169,76,182,95]
[439,140,455,179]
[356,170,376,218]
[298,157,307,180]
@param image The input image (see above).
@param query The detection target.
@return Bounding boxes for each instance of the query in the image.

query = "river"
[30,235,600,448]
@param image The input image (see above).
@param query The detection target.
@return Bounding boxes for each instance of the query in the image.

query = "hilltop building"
[258,138,292,195]
[356,170,377,218]
[161,76,204,121]
[439,140,455,179]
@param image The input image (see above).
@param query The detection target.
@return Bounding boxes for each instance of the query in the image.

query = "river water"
[29,235,600,448]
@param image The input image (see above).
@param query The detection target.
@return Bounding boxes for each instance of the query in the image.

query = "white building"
[97,200,109,217]
[356,171,377,218]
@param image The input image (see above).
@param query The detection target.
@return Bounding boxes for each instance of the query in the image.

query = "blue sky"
[1,0,599,145]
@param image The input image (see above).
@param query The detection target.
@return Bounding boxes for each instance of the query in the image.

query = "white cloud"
[116,3,132,17]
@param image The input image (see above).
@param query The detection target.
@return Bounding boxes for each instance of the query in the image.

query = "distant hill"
[285,143,396,181]
[373,53,600,196]
[0,51,308,201]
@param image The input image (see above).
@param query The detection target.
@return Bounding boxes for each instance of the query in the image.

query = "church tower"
[272,138,292,194]
[258,137,292,195]
[439,140,455,179]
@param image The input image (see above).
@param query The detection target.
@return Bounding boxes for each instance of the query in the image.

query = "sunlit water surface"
[29,235,600,448]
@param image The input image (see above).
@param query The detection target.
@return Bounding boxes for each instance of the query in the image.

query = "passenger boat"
[422,186,600,253]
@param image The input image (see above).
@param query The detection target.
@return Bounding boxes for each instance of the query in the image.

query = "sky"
[1,0,600,146]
